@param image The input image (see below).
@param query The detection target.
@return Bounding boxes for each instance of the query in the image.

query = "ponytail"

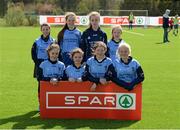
[57,23,68,44]
[57,12,77,44]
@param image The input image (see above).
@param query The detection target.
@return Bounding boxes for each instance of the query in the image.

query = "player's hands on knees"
[90,83,97,91]
[100,78,107,85]
[68,78,76,82]
[50,78,58,86]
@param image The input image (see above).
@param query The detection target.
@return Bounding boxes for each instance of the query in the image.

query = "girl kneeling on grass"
[37,43,65,85]
[65,48,86,82]
[111,43,145,91]
[85,41,116,91]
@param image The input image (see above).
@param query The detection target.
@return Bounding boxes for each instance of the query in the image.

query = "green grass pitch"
[0,26,180,129]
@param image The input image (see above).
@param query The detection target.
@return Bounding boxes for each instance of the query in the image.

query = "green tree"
[5,2,26,26]
[98,0,121,16]
[122,97,130,108]
[0,0,8,17]
[76,0,89,15]
[87,0,100,11]
[76,0,100,15]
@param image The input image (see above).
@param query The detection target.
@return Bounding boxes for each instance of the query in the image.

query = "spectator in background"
[162,9,170,43]
[128,12,134,30]
[173,14,179,36]
[168,17,174,33]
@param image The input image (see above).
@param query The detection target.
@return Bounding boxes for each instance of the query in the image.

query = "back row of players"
[31,11,145,102]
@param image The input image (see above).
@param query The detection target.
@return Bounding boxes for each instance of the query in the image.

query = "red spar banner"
[40,81,142,120]
[46,16,80,24]
[103,17,130,25]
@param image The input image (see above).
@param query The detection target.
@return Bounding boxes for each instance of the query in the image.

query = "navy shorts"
[174,24,178,29]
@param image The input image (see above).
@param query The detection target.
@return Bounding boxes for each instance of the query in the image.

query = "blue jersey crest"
[113,58,140,82]
[66,64,85,79]
[40,60,65,79]
[35,36,55,59]
[87,57,112,78]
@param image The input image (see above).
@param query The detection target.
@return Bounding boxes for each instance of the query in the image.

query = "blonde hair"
[47,43,60,56]
[111,25,123,39]
[70,48,84,59]
[92,41,107,55]
[116,43,131,59]
[88,11,100,26]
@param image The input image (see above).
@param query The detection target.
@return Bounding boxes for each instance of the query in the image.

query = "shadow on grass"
[0,111,139,129]
[155,42,164,44]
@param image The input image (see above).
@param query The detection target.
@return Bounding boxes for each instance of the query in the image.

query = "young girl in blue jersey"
[37,44,65,107]
[57,12,81,66]
[31,23,55,79]
[85,41,115,91]
[38,43,65,84]
[111,43,144,91]
[65,48,86,82]
[80,11,107,61]
[107,25,125,61]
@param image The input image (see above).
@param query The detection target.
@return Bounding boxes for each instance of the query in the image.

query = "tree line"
[1,0,180,18]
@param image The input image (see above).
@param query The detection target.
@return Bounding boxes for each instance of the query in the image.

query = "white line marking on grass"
[123,30,145,36]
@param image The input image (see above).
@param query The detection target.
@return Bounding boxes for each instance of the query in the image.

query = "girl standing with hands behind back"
[57,12,81,66]
[31,23,55,79]
[80,11,107,61]
[107,25,125,61]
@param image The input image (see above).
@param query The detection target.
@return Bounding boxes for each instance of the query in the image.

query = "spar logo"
[118,94,133,109]
[136,17,144,24]
[46,92,136,110]
[80,16,88,25]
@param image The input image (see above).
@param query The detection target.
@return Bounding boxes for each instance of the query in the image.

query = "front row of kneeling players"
[37,41,144,92]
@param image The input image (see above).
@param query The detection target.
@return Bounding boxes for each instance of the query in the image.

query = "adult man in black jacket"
[163,9,170,43]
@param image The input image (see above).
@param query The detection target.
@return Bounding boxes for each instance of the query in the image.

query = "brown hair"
[57,12,76,43]
[92,41,107,55]
[70,48,84,59]
[40,23,50,30]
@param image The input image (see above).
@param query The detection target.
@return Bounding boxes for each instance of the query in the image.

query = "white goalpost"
[99,9,149,28]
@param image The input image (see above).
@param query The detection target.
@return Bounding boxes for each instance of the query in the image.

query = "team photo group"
[31,11,145,108]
